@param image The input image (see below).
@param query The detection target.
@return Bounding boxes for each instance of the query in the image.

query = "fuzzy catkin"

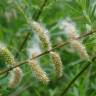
[0,47,15,66]
[70,40,89,61]
[50,52,63,78]
[59,20,79,39]
[59,20,89,61]
[0,46,16,79]
[28,60,49,83]
[31,21,51,49]
[8,67,23,88]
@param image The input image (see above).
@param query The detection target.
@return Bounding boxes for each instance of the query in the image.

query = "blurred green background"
[0,0,96,96]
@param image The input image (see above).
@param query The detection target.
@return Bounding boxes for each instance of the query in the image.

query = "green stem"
[60,56,96,96]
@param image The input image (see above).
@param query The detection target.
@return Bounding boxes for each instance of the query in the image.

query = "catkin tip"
[28,60,49,84]
[59,20,79,39]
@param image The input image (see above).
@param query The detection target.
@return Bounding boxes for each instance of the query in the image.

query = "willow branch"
[60,55,96,96]
[15,0,48,58]
[0,30,96,76]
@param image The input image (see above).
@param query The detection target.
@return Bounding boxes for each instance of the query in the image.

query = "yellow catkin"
[8,67,23,88]
[28,60,49,83]
[70,40,89,61]
[0,46,15,78]
[50,52,63,78]
[0,47,15,66]
[31,21,51,49]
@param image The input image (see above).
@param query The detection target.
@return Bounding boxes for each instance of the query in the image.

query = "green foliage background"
[0,0,96,96]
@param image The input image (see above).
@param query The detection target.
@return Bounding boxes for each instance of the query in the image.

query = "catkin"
[0,47,15,66]
[50,52,63,78]
[0,46,23,87]
[8,67,23,88]
[59,20,79,39]
[70,40,89,61]
[28,60,49,83]
[59,20,89,61]
[31,21,51,49]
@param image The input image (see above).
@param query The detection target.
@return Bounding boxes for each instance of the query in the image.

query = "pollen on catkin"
[70,40,90,61]
[50,52,63,78]
[31,21,51,49]
[8,67,23,88]
[59,19,79,39]
[0,46,15,67]
[28,60,49,84]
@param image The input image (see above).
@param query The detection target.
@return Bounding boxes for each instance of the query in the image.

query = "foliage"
[0,0,96,96]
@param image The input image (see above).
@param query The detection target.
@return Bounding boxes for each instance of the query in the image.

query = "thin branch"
[15,32,30,58]
[0,30,96,76]
[34,0,48,20]
[60,63,90,96]
[15,0,48,58]
[60,56,96,96]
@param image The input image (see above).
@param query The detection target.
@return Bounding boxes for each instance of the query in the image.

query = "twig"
[0,30,96,76]
[60,63,90,96]
[34,0,48,20]
[60,56,96,96]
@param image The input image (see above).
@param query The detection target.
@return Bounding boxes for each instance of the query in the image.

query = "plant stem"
[60,63,90,96]
[34,0,48,20]
[60,56,96,96]
[15,32,30,58]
